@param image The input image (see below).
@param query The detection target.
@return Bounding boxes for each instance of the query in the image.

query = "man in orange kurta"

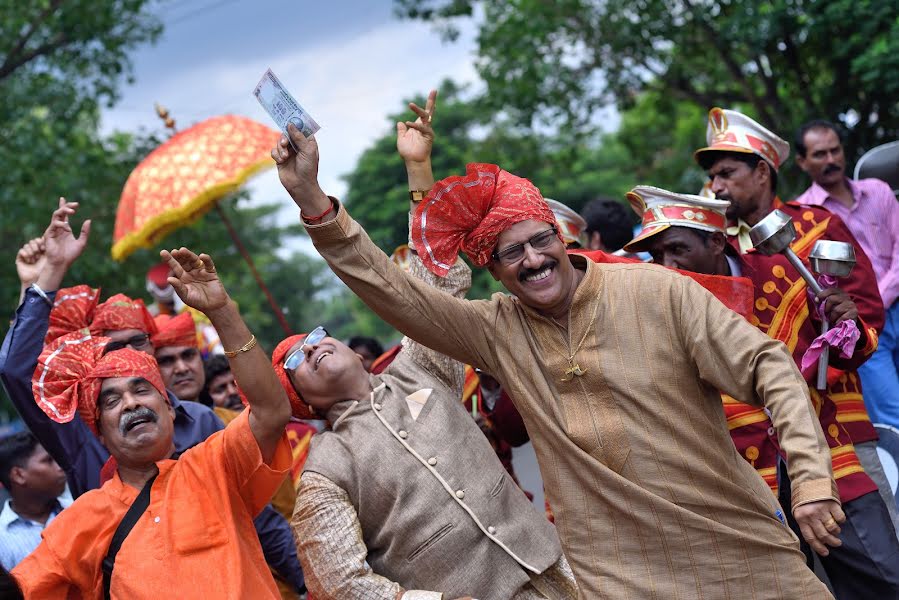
[13,248,292,599]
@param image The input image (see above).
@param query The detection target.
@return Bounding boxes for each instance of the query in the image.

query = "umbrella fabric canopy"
[112,115,280,260]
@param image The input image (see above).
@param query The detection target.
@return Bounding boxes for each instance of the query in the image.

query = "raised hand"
[397,89,437,164]
[271,124,329,212]
[161,248,229,314]
[43,198,91,268]
[16,237,46,288]
[35,197,92,291]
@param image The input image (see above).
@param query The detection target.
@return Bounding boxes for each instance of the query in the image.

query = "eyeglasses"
[105,333,152,353]
[283,326,329,371]
[492,227,559,265]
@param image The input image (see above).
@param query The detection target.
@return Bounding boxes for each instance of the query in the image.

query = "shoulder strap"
[102,472,158,599]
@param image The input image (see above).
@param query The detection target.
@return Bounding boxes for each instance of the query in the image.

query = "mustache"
[824,164,842,175]
[518,260,557,281]
[119,406,158,435]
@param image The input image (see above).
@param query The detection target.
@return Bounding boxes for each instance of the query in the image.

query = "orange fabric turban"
[45,285,100,345]
[32,332,166,435]
[271,334,317,420]
[412,163,559,276]
[152,312,198,349]
[90,294,157,336]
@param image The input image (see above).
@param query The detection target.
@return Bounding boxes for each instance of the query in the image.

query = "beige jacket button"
[374,403,382,411]
[398,430,408,439]
[487,526,496,534]
[427,457,437,466]
[455,490,465,499]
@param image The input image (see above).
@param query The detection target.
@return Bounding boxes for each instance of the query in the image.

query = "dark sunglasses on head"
[284,326,329,371]
[105,333,151,353]
[492,226,558,265]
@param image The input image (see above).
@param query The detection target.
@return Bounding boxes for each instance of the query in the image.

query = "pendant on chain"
[561,361,587,382]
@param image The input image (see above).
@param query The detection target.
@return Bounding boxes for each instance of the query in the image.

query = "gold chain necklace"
[551,298,600,382]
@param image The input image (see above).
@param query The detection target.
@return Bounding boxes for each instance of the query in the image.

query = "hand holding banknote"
[254,69,320,147]
[271,123,331,219]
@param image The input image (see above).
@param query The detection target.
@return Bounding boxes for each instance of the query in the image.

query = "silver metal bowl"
[749,210,797,255]
[809,240,856,277]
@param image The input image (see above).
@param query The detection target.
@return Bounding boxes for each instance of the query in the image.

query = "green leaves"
[398,0,899,175]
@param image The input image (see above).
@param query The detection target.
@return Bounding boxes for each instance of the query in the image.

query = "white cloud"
[102,17,479,255]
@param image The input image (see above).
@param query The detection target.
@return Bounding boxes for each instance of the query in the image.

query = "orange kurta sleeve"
[213,408,292,515]
[13,538,81,599]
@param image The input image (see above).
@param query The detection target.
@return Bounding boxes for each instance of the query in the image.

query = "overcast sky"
[102,0,479,252]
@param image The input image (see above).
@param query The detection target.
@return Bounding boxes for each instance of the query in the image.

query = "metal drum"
[854,140,899,196]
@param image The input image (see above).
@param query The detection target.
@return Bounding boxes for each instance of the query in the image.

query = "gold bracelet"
[224,334,257,358]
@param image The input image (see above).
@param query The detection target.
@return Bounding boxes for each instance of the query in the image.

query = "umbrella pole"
[213,203,293,337]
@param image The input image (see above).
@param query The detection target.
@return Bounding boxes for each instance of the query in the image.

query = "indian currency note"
[253,69,320,149]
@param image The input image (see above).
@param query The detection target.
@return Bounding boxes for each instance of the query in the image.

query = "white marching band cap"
[694,107,790,172]
[623,185,730,253]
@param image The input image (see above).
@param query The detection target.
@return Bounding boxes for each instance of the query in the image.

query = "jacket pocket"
[407,523,454,562]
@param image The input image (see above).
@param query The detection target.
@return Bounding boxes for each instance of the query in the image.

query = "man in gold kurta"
[270,119,840,598]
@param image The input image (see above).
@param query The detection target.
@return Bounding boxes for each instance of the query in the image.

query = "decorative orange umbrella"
[113,111,292,335]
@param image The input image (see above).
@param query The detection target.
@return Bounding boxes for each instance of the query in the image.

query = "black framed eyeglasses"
[105,333,151,353]
[283,326,329,371]
[492,226,559,265]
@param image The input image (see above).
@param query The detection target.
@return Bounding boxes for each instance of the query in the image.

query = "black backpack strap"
[102,472,158,599]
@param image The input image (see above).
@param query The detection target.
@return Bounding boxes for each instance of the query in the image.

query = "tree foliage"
[340,81,681,302]
[396,0,899,171]
[0,2,337,418]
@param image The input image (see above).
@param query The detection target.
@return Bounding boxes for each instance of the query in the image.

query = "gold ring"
[824,518,836,528]
[195,259,204,269]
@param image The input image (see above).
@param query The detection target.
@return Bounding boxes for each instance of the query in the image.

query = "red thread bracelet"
[302,203,334,224]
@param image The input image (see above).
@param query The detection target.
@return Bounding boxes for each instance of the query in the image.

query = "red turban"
[90,294,157,336]
[271,334,317,420]
[412,163,558,276]
[45,285,100,345]
[32,331,166,435]
[152,312,198,349]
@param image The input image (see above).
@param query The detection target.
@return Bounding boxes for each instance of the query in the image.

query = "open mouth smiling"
[520,261,557,283]
[120,408,158,435]
[313,349,332,370]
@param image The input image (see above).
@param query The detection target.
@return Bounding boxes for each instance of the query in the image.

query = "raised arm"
[15,237,46,306]
[271,106,495,375]
[162,248,290,462]
[395,90,471,392]
[0,200,104,495]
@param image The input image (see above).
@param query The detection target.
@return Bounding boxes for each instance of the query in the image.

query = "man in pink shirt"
[795,120,899,430]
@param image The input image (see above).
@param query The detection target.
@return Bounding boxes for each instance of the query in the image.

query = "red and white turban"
[32,331,166,435]
[90,294,157,336]
[152,312,198,349]
[45,285,100,345]
[412,163,559,276]
[272,334,317,420]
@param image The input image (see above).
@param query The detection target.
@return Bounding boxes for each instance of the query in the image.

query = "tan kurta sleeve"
[673,273,839,509]
[292,472,444,600]
[305,201,497,374]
